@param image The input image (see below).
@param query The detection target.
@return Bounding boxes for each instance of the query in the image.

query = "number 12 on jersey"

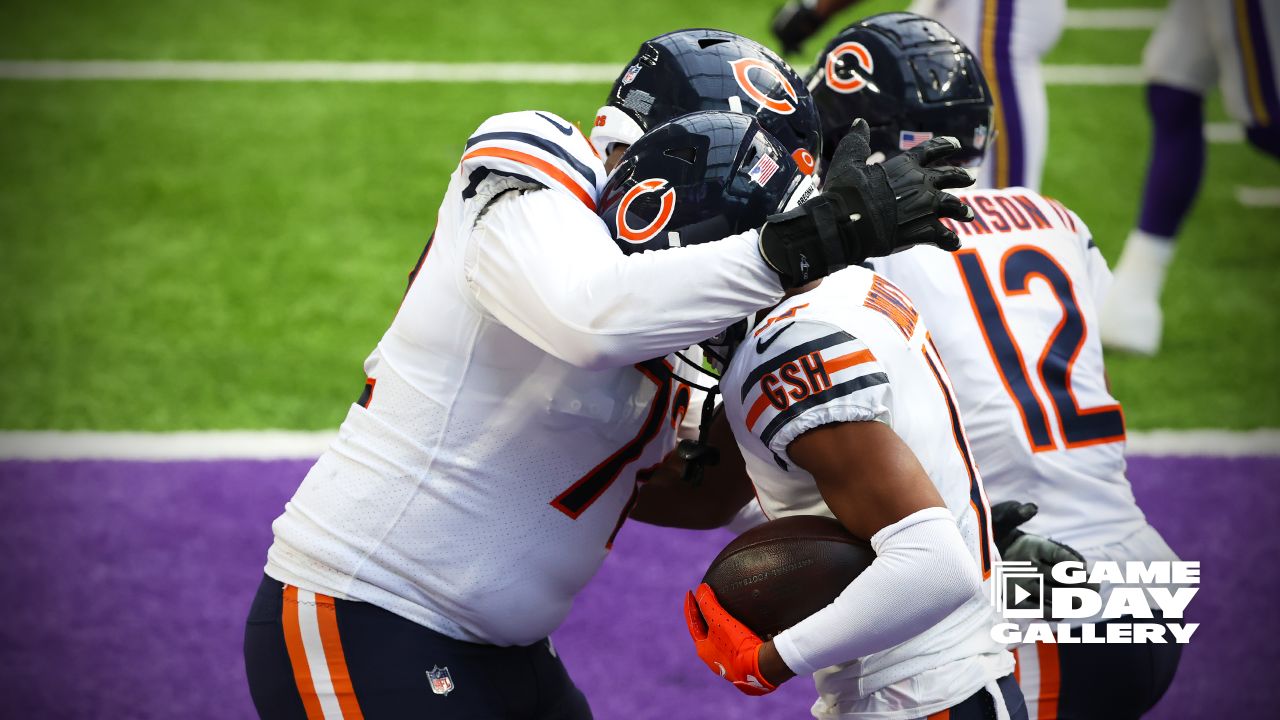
[954,246,1125,452]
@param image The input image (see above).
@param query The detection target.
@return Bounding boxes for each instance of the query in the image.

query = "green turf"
[0,0,850,63]
[1047,29,1150,67]
[1,0,1162,63]
[0,81,605,430]
[2,1,1278,430]
[1042,86,1280,430]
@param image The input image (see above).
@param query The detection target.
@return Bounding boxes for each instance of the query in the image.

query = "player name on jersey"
[940,191,1070,236]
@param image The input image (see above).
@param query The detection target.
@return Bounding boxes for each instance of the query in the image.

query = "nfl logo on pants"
[427,665,454,696]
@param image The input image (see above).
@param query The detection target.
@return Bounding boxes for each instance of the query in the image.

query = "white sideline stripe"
[0,430,338,460]
[1235,186,1280,207]
[1126,429,1280,457]
[0,60,621,84]
[0,429,1277,461]
[1206,122,1245,144]
[0,60,1148,86]
[1064,9,1162,30]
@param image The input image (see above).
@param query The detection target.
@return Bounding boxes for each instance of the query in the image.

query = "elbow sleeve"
[772,507,981,677]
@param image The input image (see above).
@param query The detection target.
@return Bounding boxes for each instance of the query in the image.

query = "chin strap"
[678,383,722,486]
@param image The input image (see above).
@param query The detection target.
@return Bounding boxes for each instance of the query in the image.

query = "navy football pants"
[925,674,1027,720]
[244,575,593,719]
[1014,619,1182,719]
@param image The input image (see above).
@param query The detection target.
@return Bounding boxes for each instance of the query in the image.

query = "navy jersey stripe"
[921,344,991,575]
[739,330,855,401]
[465,131,599,188]
[758,371,889,449]
[460,167,544,200]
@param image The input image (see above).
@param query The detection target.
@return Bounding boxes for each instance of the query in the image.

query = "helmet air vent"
[664,146,699,165]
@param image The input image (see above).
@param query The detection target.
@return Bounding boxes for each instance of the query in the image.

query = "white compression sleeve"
[468,189,784,370]
[772,507,981,677]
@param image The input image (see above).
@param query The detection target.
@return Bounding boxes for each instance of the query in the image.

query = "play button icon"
[1014,584,1032,606]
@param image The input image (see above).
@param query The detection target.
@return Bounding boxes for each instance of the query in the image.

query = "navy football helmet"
[599,110,809,256]
[591,29,822,174]
[807,12,993,173]
[599,111,812,373]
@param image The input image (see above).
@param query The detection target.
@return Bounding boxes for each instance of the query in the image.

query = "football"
[702,514,876,639]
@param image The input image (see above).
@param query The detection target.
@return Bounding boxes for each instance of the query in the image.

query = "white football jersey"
[871,188,1148,551]
[721,269,1011,717]
[265,111,784,647]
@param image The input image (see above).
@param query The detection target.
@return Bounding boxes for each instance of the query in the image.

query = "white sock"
[1114,229,1176,299]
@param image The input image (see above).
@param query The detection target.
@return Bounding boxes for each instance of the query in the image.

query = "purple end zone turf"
[0,456,1276,718]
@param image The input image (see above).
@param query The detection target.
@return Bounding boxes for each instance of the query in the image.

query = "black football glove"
[758,119,975,287]
[992,500,1099,619]
[771,1,827,55]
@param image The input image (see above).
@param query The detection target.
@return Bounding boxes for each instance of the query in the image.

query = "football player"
[816,14,1183,719]
[771,0,1065,191]
[242,28,976,719]
[1102,0,1280,355]
[632,126,1024,717]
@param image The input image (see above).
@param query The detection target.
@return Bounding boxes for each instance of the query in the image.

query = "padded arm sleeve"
[467,189,785,369]
[771,506,981,677]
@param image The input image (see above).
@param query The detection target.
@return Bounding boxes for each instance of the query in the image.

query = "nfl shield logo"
[622,64,641,85]
[974,125,988,150]
[427,665,454,696]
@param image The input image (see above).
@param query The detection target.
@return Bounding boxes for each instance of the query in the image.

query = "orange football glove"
[684,583,777,696]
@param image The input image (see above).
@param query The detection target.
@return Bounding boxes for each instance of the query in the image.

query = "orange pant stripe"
[281,585,327,720]
[314,595,365,720]
[1036,642,1061,720]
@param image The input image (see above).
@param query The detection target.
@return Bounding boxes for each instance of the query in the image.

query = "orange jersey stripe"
[753,303,809,336]
[824,348,875,375]
[281,585,326,720]
[314,594,365,720]
[574,123,601,159]
[926,709,951,720]
[745,391,773,431]
[1037,642,1062,720]
[1012,646,1022,685]
[462,147,596,210]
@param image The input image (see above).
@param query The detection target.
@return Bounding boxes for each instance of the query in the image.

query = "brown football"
[702,515,876,639]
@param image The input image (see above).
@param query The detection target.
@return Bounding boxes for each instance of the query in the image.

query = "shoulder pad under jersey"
[733,318,891,460]
[458,111,607,212]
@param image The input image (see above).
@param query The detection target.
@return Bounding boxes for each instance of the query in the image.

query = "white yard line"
[0,429,1276,461]
[1040,64,1145,86]
[1235,186,1280,207]
[1063,9,1162,30]
[0,60,621,84]
[0,60,1151,86]
[1205,122,1245,144]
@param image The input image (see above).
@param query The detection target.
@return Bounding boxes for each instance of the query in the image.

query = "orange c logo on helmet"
[729,58,798,115]
[825,41,874,94]
[616,179,676,244]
